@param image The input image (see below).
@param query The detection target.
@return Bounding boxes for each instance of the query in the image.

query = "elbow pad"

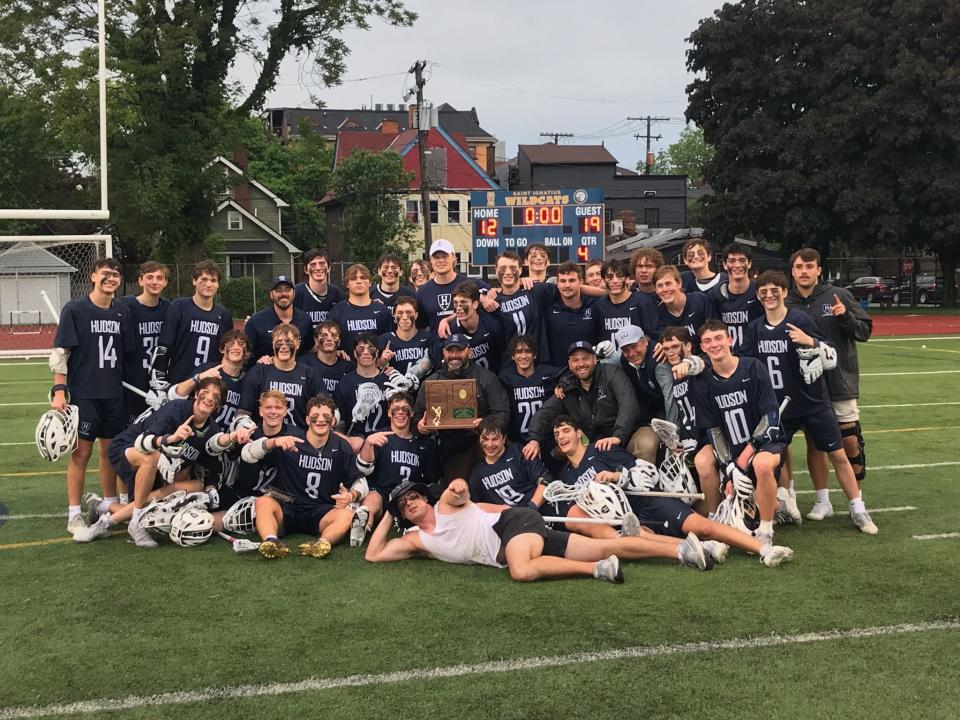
[49,347,70,375]
[349,477,370,500]
[206,432,232,456]
[356,456,375,477]
[241,437,269,463]
[134,433,159,454]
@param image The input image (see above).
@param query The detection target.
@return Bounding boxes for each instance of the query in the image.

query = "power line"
[628,116,672,174]
[539,132,573,144]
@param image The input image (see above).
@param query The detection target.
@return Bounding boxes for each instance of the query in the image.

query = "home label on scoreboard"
[470,188,605,265]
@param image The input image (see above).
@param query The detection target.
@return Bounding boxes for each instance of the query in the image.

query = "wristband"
[155,435,165,450]
[50,383,69,402]
[192,374,201,385]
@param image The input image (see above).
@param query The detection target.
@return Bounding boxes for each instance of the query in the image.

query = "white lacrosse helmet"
[659,453,699,505]
[221,496,257,534]
[138,499,177,537]
[576,481,632,521]
[35,405,79,462]
[619,459,660,494]
[169,506,214,547]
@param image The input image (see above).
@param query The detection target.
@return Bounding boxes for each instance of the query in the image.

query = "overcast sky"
[258,0,725,168]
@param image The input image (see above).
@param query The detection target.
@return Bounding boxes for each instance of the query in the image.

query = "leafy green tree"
[647,125,714,187]
[686,0,960,305]
[332,149,415,262]
[0,0,416,262]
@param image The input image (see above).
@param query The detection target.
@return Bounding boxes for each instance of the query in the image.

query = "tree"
[0,1,416,261]
[332,150,415,262]
[647,125,714,187]
[686,0,960,305]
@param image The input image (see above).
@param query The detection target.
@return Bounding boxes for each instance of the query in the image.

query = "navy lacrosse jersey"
[378,329,435,375]
[648,292,716,346]
[327,300,393,355]
[559,444,634,487]
[681,270,727,294]
[493,283,552,349]
[592,291,648,345]
[239,362,321,429]
[157,298,233,384]
[498,362,562,442]
[741,309,831,421]
[118,295,168,396]
[693,356,779,457]
[293,281,342,327]
[416,274,489,333]
[335,370,391,436]
[543,296,600,367]
[267,429,361,514]
[469,443,548,506]
[300,354,354,396]
[220,426,279,501]
[448,311,508,373]
[709,281,762,352]
[206,364,245,428]
[54,296,131,400]
[664,367,700,440]
[368,432,439,495]
[370,284,416,308]
[243,306,315,366]
[113,398,222,467]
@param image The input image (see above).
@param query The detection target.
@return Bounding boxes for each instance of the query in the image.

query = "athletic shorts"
[784,408,843,453]
[107,442,162,494]
[832,398,860,423]
[74,397,127,441]
[216,486,258,512]
[280,504,333,537]
[493,506,570,563]
[628,496,694,538]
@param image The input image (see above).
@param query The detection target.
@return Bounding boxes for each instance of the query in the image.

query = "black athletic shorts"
[628,496,694,538]
[280,504,333,537]
[493,506,570,563]
[74,397,126,441]
[784,408,843,453]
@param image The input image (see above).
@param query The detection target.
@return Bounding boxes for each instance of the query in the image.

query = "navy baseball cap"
[567,340,596,356]
[444,334,470,349]
[270,275,294,290]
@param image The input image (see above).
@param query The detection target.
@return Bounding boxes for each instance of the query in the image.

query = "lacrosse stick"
[41,290,149,400]
[541,515,668,529]
[218,531,261,554]
[622,489,705,500]
[733,396,792,470]
[651,418,684,453]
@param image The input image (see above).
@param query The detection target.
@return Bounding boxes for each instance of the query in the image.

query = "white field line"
[0,512,67,520]
[0,362,51,367]
[884,345,960,355]
[0,442,34,447]
[861,370,960,377]
[913,533,960,541]
[870,336,960,342]
[0,402,48,407]
[859,506,916,513]
[859,401,960,409]
[0,620,956,720]
[792,461,960,477]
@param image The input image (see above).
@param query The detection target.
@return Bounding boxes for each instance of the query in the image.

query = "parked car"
[894,275,943,305]
[845,276,897,304]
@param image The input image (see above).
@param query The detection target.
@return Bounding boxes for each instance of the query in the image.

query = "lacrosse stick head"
[619,460,660,494]
[651,418,683,453]
[35,405,79,461]
[221,496,257,534]
[231,538,261,553]
[169,506,214,547]
[659,453,698,504]
[542,480,582,504]
[576,481,631,521]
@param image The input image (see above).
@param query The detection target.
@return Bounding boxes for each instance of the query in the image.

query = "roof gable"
[215,200,300,254]
[211,156,290,208]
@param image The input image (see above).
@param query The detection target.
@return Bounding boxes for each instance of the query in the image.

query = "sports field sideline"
[1,334,958,719]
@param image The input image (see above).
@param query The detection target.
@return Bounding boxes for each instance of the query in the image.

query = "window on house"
[644,208,660,227]
[227,211,242,231]
[405,199,419,224]
[447,199,461,224]
[468,144,478,159]
[429,200,439,224]
[228,254,269,278]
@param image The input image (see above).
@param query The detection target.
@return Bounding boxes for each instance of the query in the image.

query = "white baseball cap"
[614,324,645,349]
[429,238,455,256]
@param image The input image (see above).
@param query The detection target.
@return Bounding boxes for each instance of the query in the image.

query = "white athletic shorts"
[832,398,859,423]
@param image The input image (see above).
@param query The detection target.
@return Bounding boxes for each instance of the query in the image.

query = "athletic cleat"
[350,506,370,547]
[775,487,802,525]
[755,529,774,547]
[851,510,879,535]
[760,545,795,567]
[593,555,624,584]
[620,512,641,537]
[679,532,712,570]
[73,515,112,543]
[702,540,729,565]
[83,492,103,525]
[66,513,88,536]
[806,500,834,521]
[258,540,290,559]
[127,518,159,548]
[298,538,332,558]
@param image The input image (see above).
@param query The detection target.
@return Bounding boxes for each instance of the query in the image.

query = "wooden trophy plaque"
[423,379,478,429]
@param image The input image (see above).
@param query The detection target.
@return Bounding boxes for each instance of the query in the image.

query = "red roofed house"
[321,118,501,262]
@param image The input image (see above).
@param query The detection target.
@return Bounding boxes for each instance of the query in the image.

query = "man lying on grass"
[364,478,713,583]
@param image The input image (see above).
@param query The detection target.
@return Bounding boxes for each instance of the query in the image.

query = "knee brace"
[840,422,866,481]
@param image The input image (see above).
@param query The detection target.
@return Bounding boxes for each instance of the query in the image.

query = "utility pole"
[410,60,431,250]
[539,132,573,144]
[628,116,670,174]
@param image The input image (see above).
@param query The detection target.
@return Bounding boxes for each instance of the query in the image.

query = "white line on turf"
[0,402,48,407]
[0,442,34,447]
[861,370,960,376]
[912,533,960,541]
[792,461,960,476]
[870,336,960,342]
[0,512,67,520]
[859,401,960,409]
[0,620,955,719]
[861,506,916,513]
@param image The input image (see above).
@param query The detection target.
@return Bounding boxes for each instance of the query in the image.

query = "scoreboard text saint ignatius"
[470,188,605,265]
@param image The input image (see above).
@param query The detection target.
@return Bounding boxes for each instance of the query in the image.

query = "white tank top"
[417,504,505,568]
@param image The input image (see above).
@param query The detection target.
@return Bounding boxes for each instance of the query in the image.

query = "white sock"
[132,507,142,523]
[119,493,129,505]
[68,505,81,519]
[815,489,830,504]
[759,520,774,536]
[98,497,117,513]
[849,495,866,514]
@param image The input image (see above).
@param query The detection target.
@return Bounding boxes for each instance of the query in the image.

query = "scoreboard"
[470,188,605,265]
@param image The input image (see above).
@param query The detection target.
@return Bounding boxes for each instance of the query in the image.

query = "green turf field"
[1,335,959,719]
